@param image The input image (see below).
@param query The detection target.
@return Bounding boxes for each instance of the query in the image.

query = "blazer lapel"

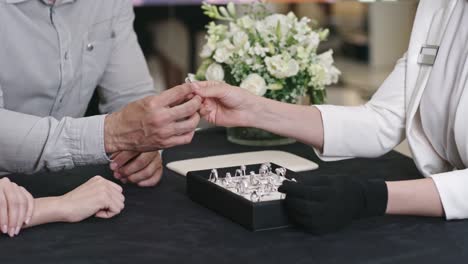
[406,0,458,128]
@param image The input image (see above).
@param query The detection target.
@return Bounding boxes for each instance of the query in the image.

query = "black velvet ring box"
[187,163,296,231]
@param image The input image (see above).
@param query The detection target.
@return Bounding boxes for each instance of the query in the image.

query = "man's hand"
[104,84,201,153]
[191,81,262,127]
[59,176,125,223]
[110,151,162,187]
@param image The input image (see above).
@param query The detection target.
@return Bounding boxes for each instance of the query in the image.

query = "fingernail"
[114,172,121,179]
[25,218,30,225]
[110,162,118,170]
[9,228,15,237]
[15,227,20,235]
[1,225,7,234]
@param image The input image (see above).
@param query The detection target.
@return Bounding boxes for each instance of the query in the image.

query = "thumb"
[191,81,229,98]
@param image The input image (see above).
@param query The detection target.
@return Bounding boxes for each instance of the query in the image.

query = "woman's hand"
[59,176,125,223]
[110,151,163,187]
[192,81,262,127]
[0,177,34,237]
[192,81,325,149]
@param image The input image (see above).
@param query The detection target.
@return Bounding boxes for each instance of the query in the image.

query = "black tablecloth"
[1,128,466,263]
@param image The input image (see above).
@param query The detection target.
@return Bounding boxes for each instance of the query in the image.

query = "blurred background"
[131,0,419,156]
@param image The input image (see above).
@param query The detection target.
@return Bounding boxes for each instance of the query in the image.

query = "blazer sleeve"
[315,55,407,160]
[430,78,468,220]
[431,169,468,220]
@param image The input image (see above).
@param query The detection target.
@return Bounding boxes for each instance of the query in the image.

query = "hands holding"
[104,83,202,187]
[104,84,201,153]
[0,81,275,238]
[192,81,261,128]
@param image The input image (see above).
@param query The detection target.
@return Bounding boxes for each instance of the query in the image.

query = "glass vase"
[227,127,296,146]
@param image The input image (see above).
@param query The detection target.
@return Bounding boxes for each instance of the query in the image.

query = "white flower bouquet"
[194,1,341,105]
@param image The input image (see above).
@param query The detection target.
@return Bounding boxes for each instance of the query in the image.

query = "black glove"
[278,175,388,235]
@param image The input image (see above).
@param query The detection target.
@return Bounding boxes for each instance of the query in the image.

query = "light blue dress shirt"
[0,0,157,174]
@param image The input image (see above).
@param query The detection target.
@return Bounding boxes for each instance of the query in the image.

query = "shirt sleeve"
[431,169,468,220]
[96,1,157,114]
[314,55,407,161]
[0,108,109,174]
[0,83,4,108]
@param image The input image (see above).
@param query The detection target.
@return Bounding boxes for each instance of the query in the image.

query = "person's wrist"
[244,96,269,128]
[104,112,122,153]
[45,196,71,223]
[55,195,82,223]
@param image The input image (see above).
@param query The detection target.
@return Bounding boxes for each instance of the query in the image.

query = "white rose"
[317,50,340,85]
[240,74,267,96]
[233,31,249,48]
[317,50,335,67]
[205,63,225,81]
[265,55,300,79]
[263,14,291,39]
[200,43,215,58]
[308,64,327,86]
[323,65,341,85]
[305,32,320,50]
[213,48,231,63]
[229,22,241,35]
[213,40,235,63]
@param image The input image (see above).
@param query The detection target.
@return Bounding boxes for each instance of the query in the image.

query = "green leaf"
[276,20,281,39]
[227,2,236,18]
[195,59,214,81]
[219,7,230,19]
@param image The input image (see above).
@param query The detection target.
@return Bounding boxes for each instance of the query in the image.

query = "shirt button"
[86,43,94,51]
[64,52,69,60]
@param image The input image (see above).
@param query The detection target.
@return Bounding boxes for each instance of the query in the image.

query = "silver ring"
[250,190,261,202]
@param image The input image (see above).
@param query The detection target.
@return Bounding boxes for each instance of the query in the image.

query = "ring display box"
[187,163,297,231]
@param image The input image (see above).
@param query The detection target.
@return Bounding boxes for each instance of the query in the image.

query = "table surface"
[1,128,466,264]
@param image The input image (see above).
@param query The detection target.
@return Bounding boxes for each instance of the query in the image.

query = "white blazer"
[316,0,468,220]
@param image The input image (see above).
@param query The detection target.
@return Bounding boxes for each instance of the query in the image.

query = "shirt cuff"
[313,105,354,161]
[430,169,468,220]
[69,115,111,166]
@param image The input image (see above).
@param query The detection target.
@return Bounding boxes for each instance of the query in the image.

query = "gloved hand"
[278,175,388,235]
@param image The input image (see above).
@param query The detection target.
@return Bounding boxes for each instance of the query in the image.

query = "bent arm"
[0,109,109,174]
[248,55,407,159]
